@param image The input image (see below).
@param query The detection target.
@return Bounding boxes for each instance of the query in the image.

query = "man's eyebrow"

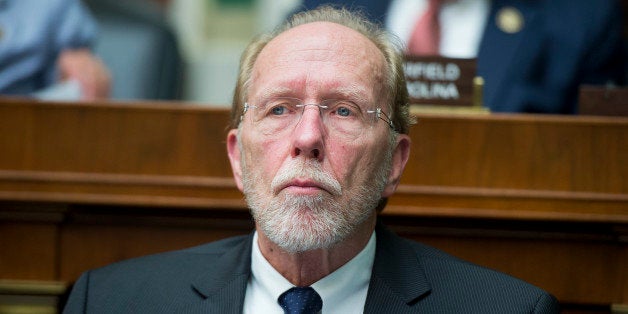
[326,86,370,104]
[255,85,371,104]
[256,87,295,101]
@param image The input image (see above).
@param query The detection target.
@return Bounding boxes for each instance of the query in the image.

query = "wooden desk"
[1,98,627,312]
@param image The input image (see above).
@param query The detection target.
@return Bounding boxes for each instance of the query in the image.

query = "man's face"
[227,22,409,252]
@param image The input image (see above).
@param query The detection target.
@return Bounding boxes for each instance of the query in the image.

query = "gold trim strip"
[0,281,66,296]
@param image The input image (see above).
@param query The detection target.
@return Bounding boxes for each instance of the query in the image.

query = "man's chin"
[260,216,345,253]
[272,233,341,254]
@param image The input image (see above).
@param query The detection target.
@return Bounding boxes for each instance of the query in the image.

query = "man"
[300,0,626,114]
[0,0,110,100]
[63,6,559,313]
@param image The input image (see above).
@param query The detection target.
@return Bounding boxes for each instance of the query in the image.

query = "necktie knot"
[278,287,323,314]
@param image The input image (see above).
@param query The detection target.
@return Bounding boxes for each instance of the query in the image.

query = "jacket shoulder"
[63,234,252,313]
[373,224,559,313]
[91,234,249,275]
[409,238,559,312]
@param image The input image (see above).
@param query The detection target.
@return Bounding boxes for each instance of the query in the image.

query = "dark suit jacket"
[63,223,559,313]
[300,0,626,113]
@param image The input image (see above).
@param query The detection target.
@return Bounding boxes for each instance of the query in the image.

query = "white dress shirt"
[243,231,376,314]
[386,0,490,58]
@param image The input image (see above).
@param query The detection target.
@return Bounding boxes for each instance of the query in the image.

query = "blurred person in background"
[0,0,110,100]
[83,0,184,100]
[298,0,626,114]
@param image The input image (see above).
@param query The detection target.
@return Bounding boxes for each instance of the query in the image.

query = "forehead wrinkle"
[268,23,378,68]
[251,21,387,104]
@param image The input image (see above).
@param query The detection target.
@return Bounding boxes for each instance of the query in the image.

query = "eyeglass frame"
[239,97,395,135]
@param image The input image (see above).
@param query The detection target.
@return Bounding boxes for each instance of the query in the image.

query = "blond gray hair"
[229,5,413,134]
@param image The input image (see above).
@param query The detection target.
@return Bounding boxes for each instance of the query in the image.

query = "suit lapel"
[182,225,430,313]
[364,222,431,313]
[190,233,253,314]
[478,0,543,110]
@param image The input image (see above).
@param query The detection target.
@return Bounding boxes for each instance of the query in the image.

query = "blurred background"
[84,0,301,106]
[1,2,627,312]
[84,0,628,113]
[164,0,300,105]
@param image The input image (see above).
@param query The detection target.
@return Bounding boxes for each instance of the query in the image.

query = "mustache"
[271,160,342,196]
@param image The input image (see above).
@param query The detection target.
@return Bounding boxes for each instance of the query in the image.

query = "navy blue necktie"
[278,287,323,314]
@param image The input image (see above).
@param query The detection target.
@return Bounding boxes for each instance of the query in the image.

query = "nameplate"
[404,56,486,113]
[578,85,628,117]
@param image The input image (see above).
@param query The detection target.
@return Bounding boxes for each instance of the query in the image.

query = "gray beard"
[241,149,393,253]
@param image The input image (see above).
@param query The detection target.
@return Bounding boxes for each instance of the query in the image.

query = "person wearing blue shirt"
[0,0,110,100]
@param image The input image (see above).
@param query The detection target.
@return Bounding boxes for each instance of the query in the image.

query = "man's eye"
[336,106,353,117]
[270,106,287,115]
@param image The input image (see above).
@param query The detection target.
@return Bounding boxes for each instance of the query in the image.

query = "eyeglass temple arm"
[369,108,394,129]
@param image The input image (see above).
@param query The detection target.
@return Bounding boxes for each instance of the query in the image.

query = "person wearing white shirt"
[63,6,559,313]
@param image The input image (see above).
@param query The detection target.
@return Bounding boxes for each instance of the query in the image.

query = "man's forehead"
[250,21,386,93]
[264,21,376,56]
[277,22,357,41]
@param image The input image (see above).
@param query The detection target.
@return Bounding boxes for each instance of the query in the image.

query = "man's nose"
[291,106,325,160]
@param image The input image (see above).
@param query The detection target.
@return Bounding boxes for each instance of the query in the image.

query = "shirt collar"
[250,231,376,310]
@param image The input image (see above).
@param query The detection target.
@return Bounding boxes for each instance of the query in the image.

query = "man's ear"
[227,129,244,192]
[382,134,411,198]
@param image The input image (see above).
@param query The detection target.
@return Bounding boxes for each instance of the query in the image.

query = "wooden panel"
[402,113,628,192]
[59,213,253,282]
[621,243,628,303]
[0,98,232,177]
[0,98,626,311]
[1,98,626,224]
[579,86,628,117]
[0,222,58,281]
